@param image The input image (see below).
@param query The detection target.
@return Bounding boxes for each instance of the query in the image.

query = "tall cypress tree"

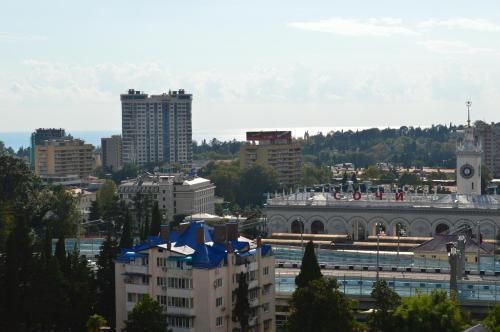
[295,240,322,288]
[119,210,133,249]
[150,201,161,236]
[96,234,120,328]
[4,215,35,330]
[55,231,66,268]
[233,272,250,332]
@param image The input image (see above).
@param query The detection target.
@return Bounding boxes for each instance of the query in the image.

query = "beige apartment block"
[101,135,122,171]
[240,131,301,187]
[115,221,275,332]
[34,137,93,178]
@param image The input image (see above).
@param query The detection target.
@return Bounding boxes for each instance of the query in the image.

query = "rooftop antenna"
[465,100,472,127]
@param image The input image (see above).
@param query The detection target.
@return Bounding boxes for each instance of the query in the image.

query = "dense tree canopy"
[124,295,169,332]
[288,277,359,332]
[368,279,401,332]
[392,290,467,332]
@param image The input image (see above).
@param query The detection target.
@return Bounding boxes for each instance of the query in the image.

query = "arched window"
[291,220,302,234]
[311,220,325,234]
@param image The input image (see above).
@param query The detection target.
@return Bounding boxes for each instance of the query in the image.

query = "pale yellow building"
[240,131,301,187]
[35,137,93,178]
[115,221,275,332]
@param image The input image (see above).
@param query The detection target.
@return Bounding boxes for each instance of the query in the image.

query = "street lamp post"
[376,222,380,281]
[396,223,401,269]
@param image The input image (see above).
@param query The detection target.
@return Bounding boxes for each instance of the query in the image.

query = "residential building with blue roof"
[115,220,275,332]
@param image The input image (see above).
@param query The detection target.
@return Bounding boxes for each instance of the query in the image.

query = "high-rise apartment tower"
[121,89,193,166]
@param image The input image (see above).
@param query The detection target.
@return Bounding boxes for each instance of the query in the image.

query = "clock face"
[460,164,475,179]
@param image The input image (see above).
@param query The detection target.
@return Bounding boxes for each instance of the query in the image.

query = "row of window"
[127,292,146,303]
[167,316,192,328]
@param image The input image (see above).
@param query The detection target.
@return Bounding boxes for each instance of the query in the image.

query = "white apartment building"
[118,173,215,221]
[115,221,275,332]
[121,89,193,166]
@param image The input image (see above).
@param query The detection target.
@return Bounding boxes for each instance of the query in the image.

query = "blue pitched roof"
[117,220,267,269]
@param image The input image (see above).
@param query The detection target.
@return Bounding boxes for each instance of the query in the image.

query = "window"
[264,319,272,330]
[157,277,166,286]
[127,292,136,303]
[263,284,272,295]
[216,316,224,327]
[216,297,223,307]
[263,303,270,312]
[157,295,167,305]
[263,266,269,275]
[167,296,194,309]
[167,277,193,289]
[167,316,192,328]
[215,278,223,288]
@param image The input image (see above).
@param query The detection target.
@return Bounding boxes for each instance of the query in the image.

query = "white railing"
[266,193,500,210]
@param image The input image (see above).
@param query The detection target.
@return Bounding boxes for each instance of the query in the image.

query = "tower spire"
[465,100,472,127]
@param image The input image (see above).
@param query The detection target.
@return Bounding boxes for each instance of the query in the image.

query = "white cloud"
[419,40,496,55]
[0,32,47,42]
[288,17,418,37]
[418,18,500,31]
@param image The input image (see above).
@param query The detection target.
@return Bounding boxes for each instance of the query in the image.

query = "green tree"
[89,200,101,221]
[483,304,500,332]
[481,165,493,195]
[55,231,67,268]
[65,250,96,332]
[368,279,401,332]
[398,172,419,187]
[4,215,35,331]
[87,314,108,332]
[393,290,466,332]
[96,233,120,328]
[288,277,358,332]
[363,165,380,180]
[233,272,250,332]
[124,294,169,332]
[97,179,119,219]
[300,162,330,186]
[30,256,68,330]
[295,240,322,288]
[238,164,279,207]
[150,201,161,236]
[119,209,133,248]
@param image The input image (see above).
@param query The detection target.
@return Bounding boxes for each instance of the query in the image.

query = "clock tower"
[456,101,482,195]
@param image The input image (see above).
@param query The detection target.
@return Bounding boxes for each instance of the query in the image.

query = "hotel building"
[240,131,302,187]
[34,137,93,178]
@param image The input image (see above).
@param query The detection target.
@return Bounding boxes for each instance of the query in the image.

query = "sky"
[1,0,500,136]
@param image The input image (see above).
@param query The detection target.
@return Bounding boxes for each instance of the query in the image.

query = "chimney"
[213,224,227,244]
[256,236,262,248]
[179,222,190,235]
[167,241,171,250]
[196,226,205,244]
[227,222,238,241]
[160,224,169,242]
[225,241,234,253]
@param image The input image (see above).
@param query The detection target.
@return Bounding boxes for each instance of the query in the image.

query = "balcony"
[125,264,149,275]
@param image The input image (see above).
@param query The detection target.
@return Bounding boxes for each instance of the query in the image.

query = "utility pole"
[477,221,481,275]
[376,222,380,281]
